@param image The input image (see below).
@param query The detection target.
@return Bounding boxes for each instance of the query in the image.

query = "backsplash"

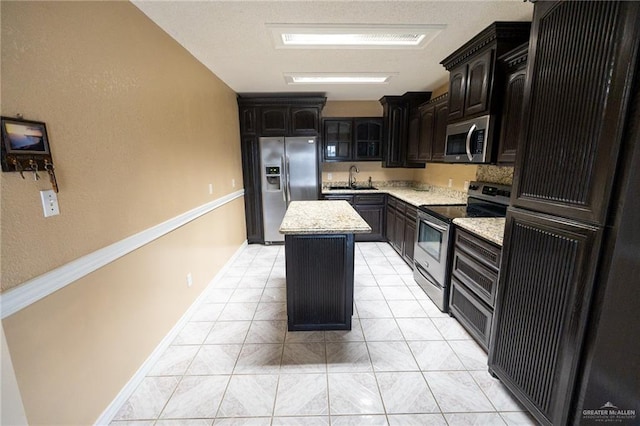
[476,165,514,185]
[321,180,413,189]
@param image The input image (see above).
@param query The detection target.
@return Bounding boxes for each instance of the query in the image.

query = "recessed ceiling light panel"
[268,24,445,49]
[284,73,396,85]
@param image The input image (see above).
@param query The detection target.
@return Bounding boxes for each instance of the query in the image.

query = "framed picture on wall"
[1,116,51,155]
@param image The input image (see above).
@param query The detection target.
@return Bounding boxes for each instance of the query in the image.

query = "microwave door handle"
[465,124,477,162]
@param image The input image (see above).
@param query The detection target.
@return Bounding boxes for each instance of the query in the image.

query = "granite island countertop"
[279,200,372,235]
[322,186,466,207]
[453,217,506,247]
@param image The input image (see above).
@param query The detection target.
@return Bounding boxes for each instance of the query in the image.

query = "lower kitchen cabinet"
[323,193,385,242]
[386,195,417,265]
[403,205,417,264]
[449,227,502,351]
[353,194,385,242]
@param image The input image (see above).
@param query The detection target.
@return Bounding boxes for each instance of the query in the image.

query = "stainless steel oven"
[413,181,511,312]
[414,210,455,312]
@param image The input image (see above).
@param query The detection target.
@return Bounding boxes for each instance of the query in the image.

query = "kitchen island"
[279,200,371,331]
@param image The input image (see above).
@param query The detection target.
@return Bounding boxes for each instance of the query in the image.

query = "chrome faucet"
[349,165,359,188]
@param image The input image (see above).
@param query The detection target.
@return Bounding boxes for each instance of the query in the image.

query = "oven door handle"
[465,124,476,162]
[419,216,448,232]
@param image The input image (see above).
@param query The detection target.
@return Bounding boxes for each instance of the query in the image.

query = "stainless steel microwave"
[444,115,493,163]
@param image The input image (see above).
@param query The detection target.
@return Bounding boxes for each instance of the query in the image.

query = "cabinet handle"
[465,124,476,162]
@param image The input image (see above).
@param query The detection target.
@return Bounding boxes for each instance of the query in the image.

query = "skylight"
[267,24,445,49]
[284,73,395,85]
[281,33,425,47]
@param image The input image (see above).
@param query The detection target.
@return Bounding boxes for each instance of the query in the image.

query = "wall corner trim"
[0,190,245,319]
[94,239,248,425]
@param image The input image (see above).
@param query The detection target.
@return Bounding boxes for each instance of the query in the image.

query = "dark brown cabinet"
[464,49,493,117]
[412,94,449,163]
[323,193,385,242]
[496,43,528,165]
[354,194,385,242]
[354,119,383,161]
[488,2,640,426]
[240,107,257,135]
[323,118,382,162]
[385,196,417,265]
[402,206,417,264]
[290,107,319,136]
[447,65,466,122]
[491,209,601,425]
[441,22,530,123]
[380,92,431,168]
[323,119,353,161]
[237,95,326,243]
[449,228,502,351]
[260,107,288,135]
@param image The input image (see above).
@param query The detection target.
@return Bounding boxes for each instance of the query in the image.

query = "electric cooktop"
[418,181,512,223]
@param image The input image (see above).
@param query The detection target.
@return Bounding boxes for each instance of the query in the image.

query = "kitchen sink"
[328,185,377,190]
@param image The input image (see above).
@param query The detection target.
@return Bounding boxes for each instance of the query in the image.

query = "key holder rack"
[1,115,58,192]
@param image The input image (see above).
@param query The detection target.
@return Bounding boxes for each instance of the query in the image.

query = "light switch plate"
[40,190,60,217]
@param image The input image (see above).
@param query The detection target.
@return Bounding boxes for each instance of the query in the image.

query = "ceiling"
[132,1,533,101]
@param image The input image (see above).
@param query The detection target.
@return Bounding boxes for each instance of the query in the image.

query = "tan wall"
[323,100,383,117]
[1,1,243,291]
[432,82,449,98]
[3,200,245,425]
[1,1,246,424]
[413,163,479,191]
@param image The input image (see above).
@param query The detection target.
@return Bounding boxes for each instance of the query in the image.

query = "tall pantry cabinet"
[488,2,640,426]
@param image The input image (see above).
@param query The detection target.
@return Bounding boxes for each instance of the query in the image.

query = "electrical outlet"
[232,178,236,188]
[187,272,193,287]
[327,173,333,181]
[40,190,60,217]
[448,178,453,188]
[208,183,213,194]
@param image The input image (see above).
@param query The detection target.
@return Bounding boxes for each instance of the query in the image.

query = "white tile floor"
[111,242,538,426]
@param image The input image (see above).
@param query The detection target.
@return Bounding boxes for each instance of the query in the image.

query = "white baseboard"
[1,190,245,319]
[94,240,248,425]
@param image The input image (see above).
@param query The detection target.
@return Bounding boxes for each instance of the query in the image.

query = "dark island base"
[284,234,355,331]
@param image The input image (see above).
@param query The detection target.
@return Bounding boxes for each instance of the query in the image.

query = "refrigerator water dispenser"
[264,166,281,191]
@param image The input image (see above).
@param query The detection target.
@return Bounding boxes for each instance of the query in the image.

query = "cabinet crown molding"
[440,22,531,70]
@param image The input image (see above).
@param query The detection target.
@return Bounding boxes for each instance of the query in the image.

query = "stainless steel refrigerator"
[259,136,319,243]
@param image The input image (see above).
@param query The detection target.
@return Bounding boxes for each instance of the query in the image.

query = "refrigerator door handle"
[285,155,292,206]
[281,154,287,205]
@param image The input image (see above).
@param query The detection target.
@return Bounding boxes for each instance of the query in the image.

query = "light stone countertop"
[453,217,506,247]
[322,186,466,207]
[279,200,372,235]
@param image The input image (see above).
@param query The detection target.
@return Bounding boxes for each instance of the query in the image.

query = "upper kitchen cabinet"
[512,1,639,225]
[237,95,326,243]
[290,107,320,136]
[354,118,383,161]
[322,117,383,162]
[380,92,431,168]
[323,119,353,161]
[441,22,531,123]
[239,95,326,137]
[410,94,449,162]
[496,43,528,165]
[260,107,288,135]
